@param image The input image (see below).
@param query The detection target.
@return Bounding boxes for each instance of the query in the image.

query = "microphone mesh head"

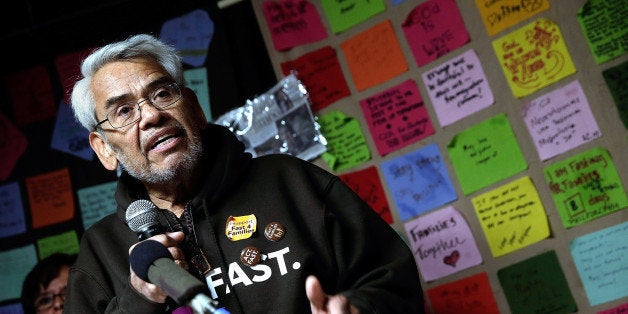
[126,199,159,232]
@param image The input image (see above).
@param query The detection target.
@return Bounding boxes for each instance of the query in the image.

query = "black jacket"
[65,124,424,313]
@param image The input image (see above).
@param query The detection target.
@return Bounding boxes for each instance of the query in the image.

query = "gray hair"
[71,34,184,132]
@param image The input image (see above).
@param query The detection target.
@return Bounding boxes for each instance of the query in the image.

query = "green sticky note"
[37,230,80,260]
[447,113,527,195]
[0,245,37,301]
[577,0,628,64]
[498,250,577,314]
[184,67,212,122]
[321,0,386,34]
[319,110,371,172]
[602,60,628,129]
[543,147,628,228]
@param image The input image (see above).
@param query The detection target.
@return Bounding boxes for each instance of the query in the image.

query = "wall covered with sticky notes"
[252,0,628,313]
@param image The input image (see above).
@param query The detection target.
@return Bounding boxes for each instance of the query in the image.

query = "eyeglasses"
[96,83,182,129]
[34,287,66,311]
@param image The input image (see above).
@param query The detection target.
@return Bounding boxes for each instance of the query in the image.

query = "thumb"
[306,275,327,312]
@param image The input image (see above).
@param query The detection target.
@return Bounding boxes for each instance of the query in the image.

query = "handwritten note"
[341,20,408,92]
[77,181,117,230]
[54,48,94,104]
[37,230,80,260]
[498,250,577,314]
[320,0,385,34]
[577,0,628,64]
[25,168,75,228]
[544,147,628,228]
[404,206,482,281]
[381,143,457,221]
[570,221,628,306]
[522,80,601,161]
[427,272,499,314]
[472,176,550,257]
[492,18,577,98]
[51,102,93,160]
[160,9,214,67]
[281,46,350,111]
[0,113,28,181]
[339,166,393,224]
[3,65,56,127]
[0,245,37,301]
[0,182,26,238]
[447,113,527,195]
[318,111,370,172]
[422,49,494,127]
[402,0,470,67]
[184,67,212,122]
[602,60,628,129]
[359,79,434,156]
[475,0,550,36]
[262,0,327,51]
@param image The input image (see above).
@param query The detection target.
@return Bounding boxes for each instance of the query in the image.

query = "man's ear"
[89,132,119,171]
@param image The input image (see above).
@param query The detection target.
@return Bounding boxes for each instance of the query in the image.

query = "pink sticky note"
[4,65,56,127]
[0,114,28,181]
[263,0,327,51]
[402,0,469,67]
[422,49,494,127]
[522,80,601,161]
[404,205,483,282]
[360,79,434,156]
[55,48,95,104]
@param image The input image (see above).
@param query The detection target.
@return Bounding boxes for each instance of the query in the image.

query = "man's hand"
[306,275,360,314]
[128,231,187,303]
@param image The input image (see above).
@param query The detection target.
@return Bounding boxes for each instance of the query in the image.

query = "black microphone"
[126,199,165,241]
[129,240,230,314]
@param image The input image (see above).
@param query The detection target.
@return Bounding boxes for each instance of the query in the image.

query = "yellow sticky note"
[475,0,550,36]
[492,18,576,98]
[472,176,550,257]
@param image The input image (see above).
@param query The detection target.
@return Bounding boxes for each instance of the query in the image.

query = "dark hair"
[21,253,77,313]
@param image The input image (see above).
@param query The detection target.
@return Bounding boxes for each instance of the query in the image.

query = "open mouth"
[148,131,182,152]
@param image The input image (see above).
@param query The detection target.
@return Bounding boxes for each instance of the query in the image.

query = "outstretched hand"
[305,275,360,314]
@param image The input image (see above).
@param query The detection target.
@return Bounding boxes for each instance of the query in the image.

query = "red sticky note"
[427,272,500,314]
[402,0,470,67]
[263,0,328,51]
[55,48,95,104]
[4,65,56,127]
[339,166,393,224]
[25,168,75,228]
[340,20,408,91]
[0,113,28,181]
[360,79,434,156]
[281,46,350,111]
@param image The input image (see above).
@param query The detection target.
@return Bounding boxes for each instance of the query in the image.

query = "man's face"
[90,58,205,183]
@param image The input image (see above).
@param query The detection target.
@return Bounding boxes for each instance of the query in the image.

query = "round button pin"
[240,246,262,266]
[264,222,286,241]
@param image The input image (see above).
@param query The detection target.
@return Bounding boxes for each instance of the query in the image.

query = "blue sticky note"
[184,67,212,122]
[392,0,407,5]
[160,9,214,67]
[0,245,37,301]
[570,221,628,306]
[50,102,93,160]
[0,302,24,314]
[77,181,117,230]
[381,143,457,221]
[0,182,26,238]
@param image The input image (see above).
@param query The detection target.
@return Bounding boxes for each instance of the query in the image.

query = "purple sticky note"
[160,9,214,67]
[0,182,26,238]
[50,102,93,160]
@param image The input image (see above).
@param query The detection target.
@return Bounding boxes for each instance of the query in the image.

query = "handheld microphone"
[130,240,230,314]
[126,199,165,241]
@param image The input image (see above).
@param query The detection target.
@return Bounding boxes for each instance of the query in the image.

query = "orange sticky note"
[492,18,576,98]
[427,272,499,314]
[340,20,408,92]
[25,168,75,228]
[475,0,549,36]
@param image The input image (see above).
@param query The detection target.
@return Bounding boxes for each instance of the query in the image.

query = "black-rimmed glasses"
[34,287,66,312]
[95,83,182,129]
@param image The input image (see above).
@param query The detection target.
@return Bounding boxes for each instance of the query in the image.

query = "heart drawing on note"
[443,250,460,267]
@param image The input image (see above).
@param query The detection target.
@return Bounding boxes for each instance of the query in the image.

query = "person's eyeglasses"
[34,287,66,311]
[95,83,182,129]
